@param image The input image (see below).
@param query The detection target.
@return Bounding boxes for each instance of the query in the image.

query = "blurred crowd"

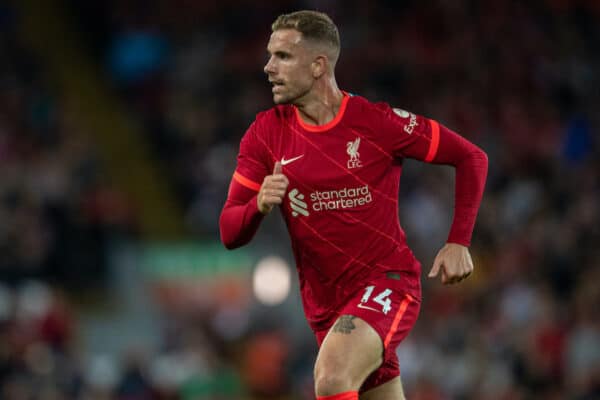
[2,0,600,399]
[0,4,134,288]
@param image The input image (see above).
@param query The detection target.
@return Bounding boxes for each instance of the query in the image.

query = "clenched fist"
[257,161,289,214]
[428,243,474,285]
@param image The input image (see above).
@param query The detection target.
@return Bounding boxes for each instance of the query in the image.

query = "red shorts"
[314,275,421,393]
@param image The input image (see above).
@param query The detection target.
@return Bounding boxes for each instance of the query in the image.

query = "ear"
[311,55,327,78]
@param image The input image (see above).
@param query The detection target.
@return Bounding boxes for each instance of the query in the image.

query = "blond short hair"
[272,10,340,63]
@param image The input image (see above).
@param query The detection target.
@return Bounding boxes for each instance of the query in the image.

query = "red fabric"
[430,123,488,246]
[315,276,421,393]
[317,391,359,400]
[219,180,264,249]
[219,94,487,333]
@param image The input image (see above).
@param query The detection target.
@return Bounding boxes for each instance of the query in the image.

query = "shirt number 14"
[360,286,392,314]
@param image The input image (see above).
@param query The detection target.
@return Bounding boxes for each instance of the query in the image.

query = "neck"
[295,76,344,126]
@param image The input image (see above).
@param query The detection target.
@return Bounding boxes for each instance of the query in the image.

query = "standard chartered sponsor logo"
[289,188,309,217]
[311,185,373,211]
[288,185,373,217]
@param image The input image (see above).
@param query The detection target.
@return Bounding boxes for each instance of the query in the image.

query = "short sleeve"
[379,104,440,162]
[234,120,272,191]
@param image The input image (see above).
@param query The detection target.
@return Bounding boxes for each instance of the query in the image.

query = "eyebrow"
[267,50,292,58]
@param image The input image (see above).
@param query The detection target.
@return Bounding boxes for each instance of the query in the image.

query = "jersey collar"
[294,91,350,133]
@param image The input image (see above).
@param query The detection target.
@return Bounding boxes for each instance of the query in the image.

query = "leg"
[359,376,405,400]
[314,315,383,397]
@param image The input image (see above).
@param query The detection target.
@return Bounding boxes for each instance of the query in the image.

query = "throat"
[294,88,347,131]
[297,105,339,126]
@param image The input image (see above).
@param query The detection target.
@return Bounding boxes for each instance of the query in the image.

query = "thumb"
[273,161,282,175]
[428,258,441,278]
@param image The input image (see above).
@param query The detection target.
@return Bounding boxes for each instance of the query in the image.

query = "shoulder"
[331,94,392,139]
[345,93,390,116]
[346,94,426,137]
[253,105,294,130]
[358,95,420,126]
[241,105,293,150]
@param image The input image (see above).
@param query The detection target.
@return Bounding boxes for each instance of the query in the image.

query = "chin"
[273,94,291,105]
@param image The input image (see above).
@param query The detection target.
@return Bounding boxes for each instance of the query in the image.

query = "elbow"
[470,143,488,162]
[219,212,245,250]
[476,147,489,174]
[479,147,488,164]
[221,233,243,250]
[469,146,489,186]
[466,145,488,170]
[219,221,237,250]
[222,239,240,250]
[221,235,250,250]
[220,230,234,250]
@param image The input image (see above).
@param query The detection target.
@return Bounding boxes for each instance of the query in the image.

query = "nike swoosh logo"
[357,303,381,313]
[281,154,304,165]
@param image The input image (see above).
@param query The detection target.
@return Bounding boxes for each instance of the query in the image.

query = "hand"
[257,161,289,215]
[428,243,473,285]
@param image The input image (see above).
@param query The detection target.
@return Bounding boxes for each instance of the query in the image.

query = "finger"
[264,189,286,198]
[269,175,289,186]
[449,271,464,284]
[441,268,448,284]
[461,266,472,278]
[265,196,283,205]
[257,197,273,214]
[428,258,441,278]
[267,181,289,190]
[261,186,286,198]
[273,161,282,175]
[262,178,287,192]
[454,271,470,283]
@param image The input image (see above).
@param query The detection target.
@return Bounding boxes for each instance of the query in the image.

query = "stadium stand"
[1,1,599,399]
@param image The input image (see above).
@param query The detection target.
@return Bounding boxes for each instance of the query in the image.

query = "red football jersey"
[223,93,487,331]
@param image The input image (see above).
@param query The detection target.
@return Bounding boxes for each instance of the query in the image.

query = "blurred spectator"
[0,4,135,289]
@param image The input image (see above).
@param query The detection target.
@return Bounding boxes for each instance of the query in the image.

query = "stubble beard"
[273,85,311,106]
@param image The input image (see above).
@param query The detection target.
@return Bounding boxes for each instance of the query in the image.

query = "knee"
[314,363,354,396]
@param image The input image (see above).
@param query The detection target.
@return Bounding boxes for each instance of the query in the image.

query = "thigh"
[360,376,405,400]
[341,282,419,351]
[339,279,420,393]
[315,315,384,389]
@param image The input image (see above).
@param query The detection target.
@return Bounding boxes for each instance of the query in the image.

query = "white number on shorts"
[361,286,375,303]
[360,286,392,314]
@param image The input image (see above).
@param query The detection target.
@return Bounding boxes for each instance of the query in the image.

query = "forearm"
[219,188,265,249]
[447,148,488,245]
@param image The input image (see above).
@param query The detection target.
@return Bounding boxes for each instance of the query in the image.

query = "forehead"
[267,29,304,52]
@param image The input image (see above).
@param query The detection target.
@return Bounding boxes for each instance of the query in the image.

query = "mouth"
[270,80,285,92]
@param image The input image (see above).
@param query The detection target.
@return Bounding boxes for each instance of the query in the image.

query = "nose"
[264,56,275,75]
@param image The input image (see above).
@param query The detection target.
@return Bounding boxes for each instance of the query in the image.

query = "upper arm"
[378,104,440,161]
[232,120,272,192]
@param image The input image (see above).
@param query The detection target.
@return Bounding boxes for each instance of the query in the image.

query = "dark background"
[1,1,599,399]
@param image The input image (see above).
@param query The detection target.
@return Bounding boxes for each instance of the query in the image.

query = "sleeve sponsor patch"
[392,108,418,134]
[392,108,410,118]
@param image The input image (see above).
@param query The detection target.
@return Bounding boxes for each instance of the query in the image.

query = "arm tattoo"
[332,315,357,334]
